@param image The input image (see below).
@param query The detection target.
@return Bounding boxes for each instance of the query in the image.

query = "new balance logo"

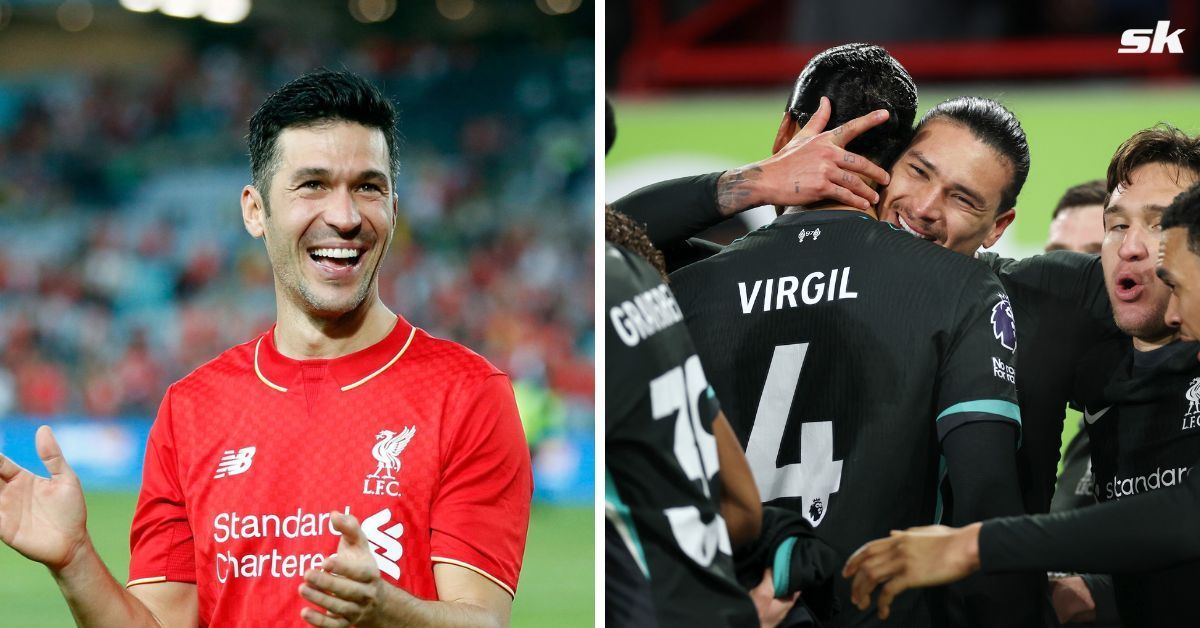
[213,446,256,479]
[362,509,405,579]
[1119,21,1185,54]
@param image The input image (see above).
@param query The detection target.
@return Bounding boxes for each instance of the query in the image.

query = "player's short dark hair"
[785,43,917,170]
[1053,179,1106,219]
[1106,124,1200,201]
[605,97,616,155]
[1162,182,1200,255]
[605,206,667,281]
[248,69,399,196]
[917,96,1029,214]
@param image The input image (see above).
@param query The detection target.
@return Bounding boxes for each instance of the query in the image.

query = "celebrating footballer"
[607,21,1200,627]
[0,71,532,627]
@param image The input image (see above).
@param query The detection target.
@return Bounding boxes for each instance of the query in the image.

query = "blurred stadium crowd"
[0,34,595,443]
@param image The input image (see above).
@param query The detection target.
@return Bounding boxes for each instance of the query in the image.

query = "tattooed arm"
[613,98,891,249]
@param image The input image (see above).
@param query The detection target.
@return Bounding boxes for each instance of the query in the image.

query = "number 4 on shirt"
[745,343,843,526]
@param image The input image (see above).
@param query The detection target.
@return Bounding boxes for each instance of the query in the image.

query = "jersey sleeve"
[986,250,1114,331]
[980,463,1200,574]
[934,266,1023,442]
[430,373,532,598]
[611,172,725,247]
[128,386,197,586]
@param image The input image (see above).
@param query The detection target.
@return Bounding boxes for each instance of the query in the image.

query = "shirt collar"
[254,315,418,393]
[773,209,874,227]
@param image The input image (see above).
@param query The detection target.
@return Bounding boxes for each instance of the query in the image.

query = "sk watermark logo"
[1119,21,1185,54]
[363,427,416,496]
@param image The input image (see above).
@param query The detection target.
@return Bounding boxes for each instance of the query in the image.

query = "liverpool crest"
[363,427,416,496]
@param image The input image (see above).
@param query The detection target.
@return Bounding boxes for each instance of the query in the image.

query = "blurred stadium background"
[606,0,1200,476]
[0,0,593,625]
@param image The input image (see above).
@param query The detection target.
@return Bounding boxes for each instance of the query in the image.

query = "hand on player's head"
[0,426,88,571]
[299,511,384,627]
[758,96,891,212]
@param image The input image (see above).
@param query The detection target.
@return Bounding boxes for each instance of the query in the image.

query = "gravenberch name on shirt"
[610,284,685,347]
[738,267,858,314]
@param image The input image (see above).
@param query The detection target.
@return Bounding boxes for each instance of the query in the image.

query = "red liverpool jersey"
[127,316,532,625]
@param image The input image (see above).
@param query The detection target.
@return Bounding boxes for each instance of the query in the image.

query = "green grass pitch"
[0,494,593,626]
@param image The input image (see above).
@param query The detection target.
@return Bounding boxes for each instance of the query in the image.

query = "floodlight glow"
[118,0,159,12]
[436,0,473,21]
[349,0,394,23]
[536,0,580,15]
[57,0,93,31]
[202,0,250,24]
[160,0,201,18]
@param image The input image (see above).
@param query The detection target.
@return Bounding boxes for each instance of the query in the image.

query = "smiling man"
[666,44,1040,627]
[843,127,1200,627]
[0,70,532,628]
[612,93,1111,519]
[876,96,1026,256]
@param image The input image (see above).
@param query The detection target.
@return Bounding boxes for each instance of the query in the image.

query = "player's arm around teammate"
[611,97,891,255]
[0,426,199,627]
[298,511,511,628]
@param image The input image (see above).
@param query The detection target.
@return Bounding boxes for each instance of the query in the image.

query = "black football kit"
[1073,338,1200,627]
[605,242,758,628]
[615,176,1119,517]
[669,210,1037,627]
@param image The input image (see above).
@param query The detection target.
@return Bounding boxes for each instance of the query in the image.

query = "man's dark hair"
[605,206,667,281]
[248,69,399,196]
[1106,124,1200,201]
[918,96,1029,214]
[785,43,917,171]
[1053,179,1106,219]
[1162,182,1200,255]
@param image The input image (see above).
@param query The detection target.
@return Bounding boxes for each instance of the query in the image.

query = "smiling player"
[0,70,532,628]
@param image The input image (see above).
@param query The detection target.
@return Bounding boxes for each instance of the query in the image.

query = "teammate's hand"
[718,96,891,216]
[749,567,800,627]
[0,425,89,571]
[300,511,384,627]
[841,523,983,620]
[1049,575,1098,623]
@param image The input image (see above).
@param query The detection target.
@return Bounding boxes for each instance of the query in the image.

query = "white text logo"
[1103,465,1191,499]
[214,446,256,479]
[362,508,405,579]
[1119,21,1185,54]
[364,427,416,496]
[991,357,1015,384]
